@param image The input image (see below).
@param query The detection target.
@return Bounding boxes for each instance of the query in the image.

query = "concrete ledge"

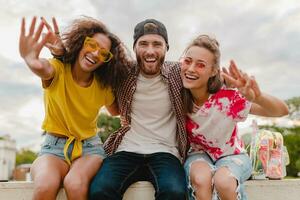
[1,179,300,200]
[245,179,300,200]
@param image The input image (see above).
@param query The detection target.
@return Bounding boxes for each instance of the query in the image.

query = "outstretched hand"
[221,60,261,102]
[19,17,51,69]
[40,17,65,56]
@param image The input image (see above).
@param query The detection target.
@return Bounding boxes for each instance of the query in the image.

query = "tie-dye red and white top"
[186,88,252,161]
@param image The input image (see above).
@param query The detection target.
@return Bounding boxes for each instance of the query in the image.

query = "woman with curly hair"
[19,16,131,200]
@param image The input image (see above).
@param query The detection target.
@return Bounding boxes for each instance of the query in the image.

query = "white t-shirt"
[117,73,179,158]
[187,88,252,161]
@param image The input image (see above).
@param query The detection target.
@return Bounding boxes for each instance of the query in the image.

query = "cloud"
[0,0,299,150]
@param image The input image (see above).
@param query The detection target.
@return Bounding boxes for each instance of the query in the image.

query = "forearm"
[25,58,54,80]
[106,101,120,116]
[251,93,289,117]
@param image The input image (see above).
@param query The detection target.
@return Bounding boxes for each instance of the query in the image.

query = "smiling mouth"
[85,55,97,65]
[185,73,199,80]
[144,57,157,64]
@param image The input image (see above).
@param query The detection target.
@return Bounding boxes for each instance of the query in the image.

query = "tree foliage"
[286,97,300,110]
[16,149,37,166]
[286,96,300,118]
[97,113,121,142]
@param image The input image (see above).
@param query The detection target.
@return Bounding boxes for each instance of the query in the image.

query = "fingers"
[44,42,54,49]
[240,73,257,101]
[20,17,25,38]
[229,60,242,80]
[250,76,261,97]
[221,67,232,87]
[28,16,37,37]
[221,71,240,87]
[243,73,252,93]
[36,32,51,54]
[33,21,44,42]
[41,17,53,32]
[52,17,60,34]
[41,17,60,36]
[222,67,229,75]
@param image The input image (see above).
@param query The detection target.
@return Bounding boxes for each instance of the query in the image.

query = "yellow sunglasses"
[83,36,113,63]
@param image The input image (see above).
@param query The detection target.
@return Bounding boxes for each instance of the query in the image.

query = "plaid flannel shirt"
[103,61,188,162]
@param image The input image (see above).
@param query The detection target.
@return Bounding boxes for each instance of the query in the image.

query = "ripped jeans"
[184,152,252,200]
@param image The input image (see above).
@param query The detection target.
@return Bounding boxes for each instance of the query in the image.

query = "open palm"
[19,17,51,69]
[221,60,261,101]
[41,17,65,56]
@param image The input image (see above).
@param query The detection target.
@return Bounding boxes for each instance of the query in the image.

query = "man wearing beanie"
[89,19,187,200]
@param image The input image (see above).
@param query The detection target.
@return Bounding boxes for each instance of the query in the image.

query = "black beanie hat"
[133,19,169,50]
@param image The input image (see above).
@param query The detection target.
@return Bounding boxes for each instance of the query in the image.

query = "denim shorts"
[184,152,252,200]
[39,133,106,161]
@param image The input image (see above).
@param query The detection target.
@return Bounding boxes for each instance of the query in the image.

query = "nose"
[187,62,197,72]
[145,45,155,55]
[91,49,100,57]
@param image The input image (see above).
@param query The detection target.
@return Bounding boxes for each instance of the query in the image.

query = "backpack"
[249,121,289,179]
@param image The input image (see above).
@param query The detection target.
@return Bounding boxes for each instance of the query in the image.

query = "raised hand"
[221,60,261,101]
[19,17,51,69]
[19,17,54,80]
[41,17,65,56]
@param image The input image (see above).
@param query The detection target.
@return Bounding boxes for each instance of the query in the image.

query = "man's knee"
[89,173,121,200]
[158,181,186,199]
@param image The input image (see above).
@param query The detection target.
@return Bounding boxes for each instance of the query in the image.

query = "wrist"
[51,48,66,60]
[253,93,263,104]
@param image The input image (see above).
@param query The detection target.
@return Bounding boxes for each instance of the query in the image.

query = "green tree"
[286,97,300,110]
[286,96,300,118]
[283,130,300,177]
[97,113,121,142]
[16,149,37,166]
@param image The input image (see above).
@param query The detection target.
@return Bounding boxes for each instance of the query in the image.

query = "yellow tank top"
[42,58,114,164]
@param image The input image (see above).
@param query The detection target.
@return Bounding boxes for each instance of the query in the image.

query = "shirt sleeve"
[42,58,63,89]
[228,90,252,122]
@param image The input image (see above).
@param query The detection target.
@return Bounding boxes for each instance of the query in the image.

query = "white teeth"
[145,58,156,62]
[185,73,198,80]
[85,55,96,64]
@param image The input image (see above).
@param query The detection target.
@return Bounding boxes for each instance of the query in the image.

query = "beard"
[136,53,165,77]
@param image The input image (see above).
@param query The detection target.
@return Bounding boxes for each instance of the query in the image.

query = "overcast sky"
[0,0,299,150]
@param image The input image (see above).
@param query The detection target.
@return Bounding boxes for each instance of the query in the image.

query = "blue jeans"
[89,151,187,200]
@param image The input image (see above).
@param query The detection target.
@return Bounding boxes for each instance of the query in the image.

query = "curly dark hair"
[61,16,132,91]
[182,35,223,114]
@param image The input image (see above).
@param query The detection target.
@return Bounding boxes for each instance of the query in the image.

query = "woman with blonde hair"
[181,35,288,200]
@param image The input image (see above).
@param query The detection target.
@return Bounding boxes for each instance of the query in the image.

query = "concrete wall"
[1,179,300,200]
[0,136,16,180]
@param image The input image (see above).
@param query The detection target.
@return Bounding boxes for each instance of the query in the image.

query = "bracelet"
[51,52,64,62]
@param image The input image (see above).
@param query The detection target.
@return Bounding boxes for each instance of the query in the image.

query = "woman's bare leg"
[63,155,103,200]
[31,155,69,200]
[189,161,213,200]
[214,167,238,200]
